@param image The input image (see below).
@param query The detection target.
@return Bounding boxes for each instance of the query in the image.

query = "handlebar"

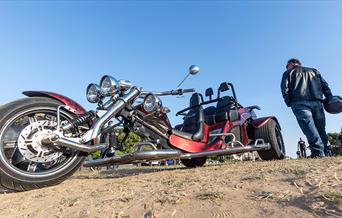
[169,88,195,95]
[181,88,196,94]
[141,88,195,97]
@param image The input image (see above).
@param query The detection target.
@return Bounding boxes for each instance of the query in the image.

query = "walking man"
[281,58,333,157]
[297,138,307,158]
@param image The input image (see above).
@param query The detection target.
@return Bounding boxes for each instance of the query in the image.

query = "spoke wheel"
[0,97,86,191]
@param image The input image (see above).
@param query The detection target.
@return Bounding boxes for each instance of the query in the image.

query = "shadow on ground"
[72,165,183,180]
[281,192,342,217]
[72,162,226,180]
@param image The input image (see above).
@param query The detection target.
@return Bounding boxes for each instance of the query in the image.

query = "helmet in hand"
[323,96,342,114]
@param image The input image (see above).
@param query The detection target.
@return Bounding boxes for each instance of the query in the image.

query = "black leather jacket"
[281,66,332,107]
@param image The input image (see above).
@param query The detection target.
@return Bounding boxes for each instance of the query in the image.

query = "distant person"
[338,128,342,155]
[281,58,333,158]
[297,138,307,158]
[326,141,332,157]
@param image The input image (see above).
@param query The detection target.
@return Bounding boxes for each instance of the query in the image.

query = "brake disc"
[17,120,63,163]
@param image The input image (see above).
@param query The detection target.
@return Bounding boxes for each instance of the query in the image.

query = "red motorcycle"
[0,65,285,191]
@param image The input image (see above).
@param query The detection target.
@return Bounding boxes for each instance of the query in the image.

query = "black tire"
[0,97,86,191]
[254,119,285,160]
[181,157,207,168]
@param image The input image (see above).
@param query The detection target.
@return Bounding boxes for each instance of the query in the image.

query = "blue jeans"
[291,101,328,157]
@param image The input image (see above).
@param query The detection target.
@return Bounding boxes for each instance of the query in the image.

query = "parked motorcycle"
[0,66,285,191]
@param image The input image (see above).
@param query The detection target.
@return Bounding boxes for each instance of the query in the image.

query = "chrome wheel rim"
[0,107,80,178]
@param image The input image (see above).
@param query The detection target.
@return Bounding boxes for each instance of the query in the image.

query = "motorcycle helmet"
[323,96,342,114]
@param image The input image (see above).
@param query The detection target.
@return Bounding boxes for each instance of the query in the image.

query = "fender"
[252,116,281,130]
[23,91,86,115]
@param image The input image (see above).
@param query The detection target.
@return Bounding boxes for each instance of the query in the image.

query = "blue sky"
[0,1,341,157]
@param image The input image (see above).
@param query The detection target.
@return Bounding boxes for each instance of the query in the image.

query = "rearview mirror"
[189,65,200,75]
[177,65,200,88]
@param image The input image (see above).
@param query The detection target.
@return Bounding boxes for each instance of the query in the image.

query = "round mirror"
[189,65,200,75]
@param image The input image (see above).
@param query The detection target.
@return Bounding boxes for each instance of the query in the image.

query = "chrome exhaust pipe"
[42,134,108,153]
[180,143,270,159]
[83,150,182,167]
[83,142,270,168]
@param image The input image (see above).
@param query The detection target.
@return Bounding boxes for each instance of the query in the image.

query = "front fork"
[41,87,141,153]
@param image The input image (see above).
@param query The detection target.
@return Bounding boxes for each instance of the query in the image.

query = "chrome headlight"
[86,83,102,103]
[100,75,119,96]
[118,80,132,91]
[143,94,162,113]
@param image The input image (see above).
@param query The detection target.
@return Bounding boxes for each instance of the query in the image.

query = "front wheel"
[0,97,86,191]
[254,119,285,160]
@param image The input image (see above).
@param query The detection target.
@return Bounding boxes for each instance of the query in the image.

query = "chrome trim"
[253,139,267,147]
[118,80,132,91]
[56,105,74,131]
[56,105,63,131]
[143,94,162,113]
[132,141,158,152]
[189,65,200,75]
[86,83,102,103]
[81,87,141,142]
[140,91,170,96]
[100,75,120,96]
[102,98,115,109]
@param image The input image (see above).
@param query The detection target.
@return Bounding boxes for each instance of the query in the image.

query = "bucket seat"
[172,93,205,141]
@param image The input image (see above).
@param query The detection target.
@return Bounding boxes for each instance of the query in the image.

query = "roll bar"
[176,82,239,116]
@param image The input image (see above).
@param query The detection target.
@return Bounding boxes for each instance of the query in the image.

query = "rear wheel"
[254,119,285,160]
[181,157,207,168]
[0,97,86,191]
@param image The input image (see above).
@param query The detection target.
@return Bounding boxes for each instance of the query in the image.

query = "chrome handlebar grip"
[182,88,195,93]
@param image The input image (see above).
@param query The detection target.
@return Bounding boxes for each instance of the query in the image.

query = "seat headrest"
[216,96,235,108]
[190,93,201,107]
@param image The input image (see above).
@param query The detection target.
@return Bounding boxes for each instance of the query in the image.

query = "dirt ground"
[0,157,341,218]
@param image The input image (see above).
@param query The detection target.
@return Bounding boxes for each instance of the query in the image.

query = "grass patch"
[196,191,223,201]
[241,174,264,181]
[323,190,342,202]
[60,197,80,207]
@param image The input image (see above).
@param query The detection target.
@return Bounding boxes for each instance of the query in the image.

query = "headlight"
[143,94,162,113]
[86,83,102,103]
[100,75,119,96]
